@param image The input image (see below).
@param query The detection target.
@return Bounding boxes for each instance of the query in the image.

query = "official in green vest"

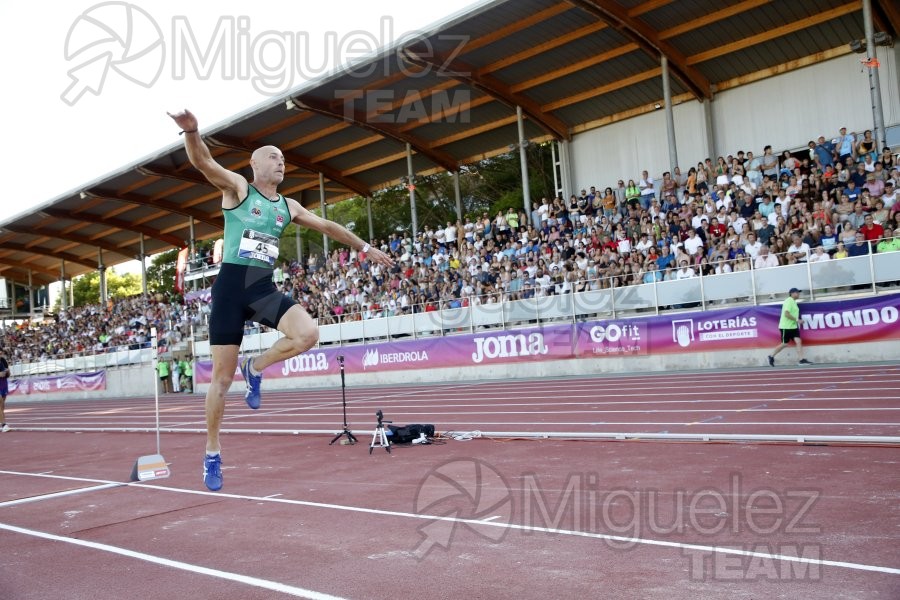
[169,109,394,492]
[767,287,812,367]
[156,359,170,394]
[180,359,193,393]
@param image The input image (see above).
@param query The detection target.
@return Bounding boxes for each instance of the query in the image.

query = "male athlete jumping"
[169,109,394,491]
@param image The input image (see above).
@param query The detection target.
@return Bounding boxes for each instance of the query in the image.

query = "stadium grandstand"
[0,0,898,380]
[3,3,900,597]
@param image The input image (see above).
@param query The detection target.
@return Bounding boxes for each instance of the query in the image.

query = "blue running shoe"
[203,454,222,491]
[240,357,262,409]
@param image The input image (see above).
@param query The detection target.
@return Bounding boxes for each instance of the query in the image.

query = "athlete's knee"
[288,325,318,355]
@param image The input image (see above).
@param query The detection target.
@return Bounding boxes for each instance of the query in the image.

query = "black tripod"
[329,355,357,445]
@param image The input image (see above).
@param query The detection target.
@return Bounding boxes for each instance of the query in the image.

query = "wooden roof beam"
[567,0,711,99]
[42,209,184,248]
[88,189,222,229]
[5,226,138,261]
[292,95,459,172]
[686,2,861,65]
[400,46,571,141]
[0,242,97,269]
[206,134,371,198]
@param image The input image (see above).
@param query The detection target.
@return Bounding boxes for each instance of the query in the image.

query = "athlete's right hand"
[168,109,199,133]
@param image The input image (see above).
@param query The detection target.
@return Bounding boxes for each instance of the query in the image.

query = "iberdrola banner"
[193,293,900,383]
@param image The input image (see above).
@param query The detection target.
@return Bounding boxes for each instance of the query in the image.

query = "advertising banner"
[10,371,107,395]
[194,294,900,383]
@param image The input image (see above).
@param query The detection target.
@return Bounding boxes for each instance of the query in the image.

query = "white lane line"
[0,522,347,600]
[1,470,897,577]
[0,483,123,508]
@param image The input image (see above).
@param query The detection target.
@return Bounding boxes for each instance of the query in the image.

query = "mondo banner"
[193,293,900,383]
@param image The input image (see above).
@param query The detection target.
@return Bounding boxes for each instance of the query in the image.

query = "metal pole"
[320,172,329,256]
[189,217,197,291]
[868,241,877,294]
[295,225,303,264]
[862,0,887,150]
[698,268,707,311]
[139,233,147,295]
[702,99,716,163]
[806,258,816,301]
[151,326,161,454]
[28,270,34,320]
[652,275,659,315]
[749,262,758,305]
[661,55,679,173]
[517,105,532,215]
[366,196,374,242]
[453,171,462,222]
[406,143,418,237]
[98,248,107,306]
[60,260,67,311]
[551,141,560,200]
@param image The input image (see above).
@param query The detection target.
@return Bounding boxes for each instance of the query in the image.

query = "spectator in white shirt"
[787,234,811,264]
[808,246,831,263]
[754,245,780,269]
[684,229,704,256]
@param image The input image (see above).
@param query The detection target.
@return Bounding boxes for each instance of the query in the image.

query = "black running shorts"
[780,328,800,344]
[209,263,297,346]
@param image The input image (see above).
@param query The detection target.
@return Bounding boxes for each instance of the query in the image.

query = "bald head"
[250,145,285,186]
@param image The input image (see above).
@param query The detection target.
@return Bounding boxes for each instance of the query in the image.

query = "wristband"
[179,129,198,135]
[361,243,371,253]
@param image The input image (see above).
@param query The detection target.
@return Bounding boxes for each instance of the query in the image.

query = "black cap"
[789,287,801,294]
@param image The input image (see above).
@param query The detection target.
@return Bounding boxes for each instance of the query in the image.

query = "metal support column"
[517,105,532,215]
[320,172,329,256]
[661,55,679,173]
[139,233,147,295]
[453,171,462,222]
[98,248,107,306]
[862,0,887,150]
[60,260,67,311]
[366,196,374,242]
[406,143,418,237]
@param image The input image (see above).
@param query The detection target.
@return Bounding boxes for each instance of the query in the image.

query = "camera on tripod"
[371,410,392,454]
[376,409,392,426]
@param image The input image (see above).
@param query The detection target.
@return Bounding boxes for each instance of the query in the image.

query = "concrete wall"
[569,52,900,195]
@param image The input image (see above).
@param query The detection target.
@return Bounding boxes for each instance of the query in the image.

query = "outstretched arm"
[167,109,247,207]
[287,199,394,267]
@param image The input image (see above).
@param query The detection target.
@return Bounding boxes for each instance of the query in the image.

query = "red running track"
[6,363,900,440]
[0,363,898,598]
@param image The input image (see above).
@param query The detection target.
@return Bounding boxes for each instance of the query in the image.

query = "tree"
[146,248,178,297]
[69,268,143,307]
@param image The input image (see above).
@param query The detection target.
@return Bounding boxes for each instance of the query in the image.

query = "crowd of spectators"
[0,294,198,364]
[3,127,898,358]
[275,128,899,324]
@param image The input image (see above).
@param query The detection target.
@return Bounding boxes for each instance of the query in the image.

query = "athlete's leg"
[252,304,319,372]
[206,344,240,454]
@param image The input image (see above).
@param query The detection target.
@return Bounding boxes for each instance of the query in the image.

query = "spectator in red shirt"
[860,213,884,242]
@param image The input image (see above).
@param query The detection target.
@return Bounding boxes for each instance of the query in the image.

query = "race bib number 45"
[238,229,280,265]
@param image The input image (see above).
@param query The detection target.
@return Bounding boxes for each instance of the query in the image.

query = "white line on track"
[0,483,123,507]
[0,470,897,577]
[0,522,347,600]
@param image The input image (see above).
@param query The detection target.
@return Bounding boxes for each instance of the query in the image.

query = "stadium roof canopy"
[3,0,897,287]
